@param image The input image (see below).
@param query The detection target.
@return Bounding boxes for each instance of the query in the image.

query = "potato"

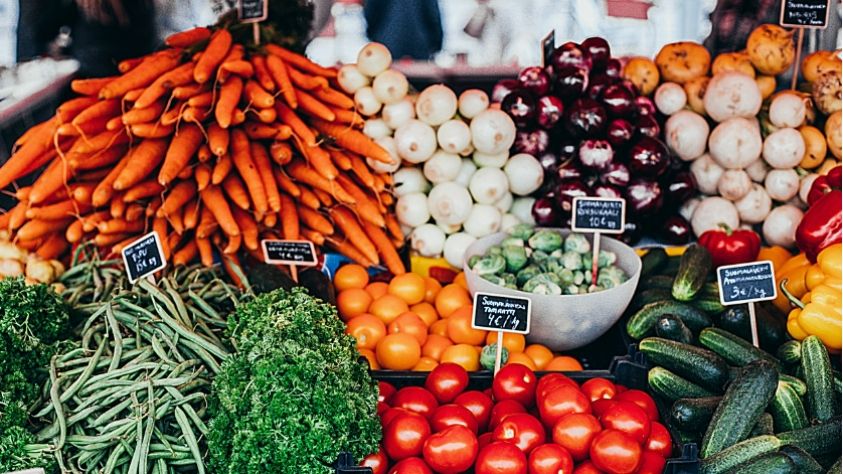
[755,75,776,100]
[712,51,755,78]
[746,24,795,75]
[623,57,660,95]
[826,110,842,159]
[655,41,711,84]
[799,125,828,169]
[684,76,710,115]
[801,50,842,83]
[812,70,842,115]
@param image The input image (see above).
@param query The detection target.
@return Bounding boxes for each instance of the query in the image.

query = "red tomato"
[551,413,601,461]
[589,429,642,474]
[382,407,411,428]
[615,385,627,393]
[378,401,390,416]
[598,401,651,445]
[425,363,470,403]
[527,443,574,474]
[573,460,605,474]
[492,413,546,453]
[380,381,397,404]
[475,441,528,474]
[422,425,478,473]
[383,412,432,461]
[636,451,666,474]
[591,399,617,418]
[392,387,439,419]
[454,390,494,431]
[388,457,433,474]
[493,364,538,406]
[538,384,591,427]
[537,373,578,401]
[489,399,527,430]
[644,422,672,457]
[361,447,388,474]
[478,432,494,450]
[614,390,658,421]
[430,404,479,434]
[580,378,616,402]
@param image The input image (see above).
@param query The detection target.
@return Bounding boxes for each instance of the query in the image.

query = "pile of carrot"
[0,26,406,276]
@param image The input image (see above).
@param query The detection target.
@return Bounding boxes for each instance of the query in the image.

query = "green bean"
[106,304,124,372]
[104,441,126,474]
[60,337,106,403]
[128,392,143,474]
[49,357,67,450]
[67,419,136,445]
[137,383,155,474]
[173,406,205,474]
[84,362,163,386]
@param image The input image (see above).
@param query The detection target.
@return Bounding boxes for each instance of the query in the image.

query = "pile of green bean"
[35,262,249,473]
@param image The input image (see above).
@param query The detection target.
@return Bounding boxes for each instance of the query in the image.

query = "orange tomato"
[359,348,380,369]
[388,312,428,345]
[388,273,426,305]
[440,343,480,371]
[376,333,421,370]
[506,352,538,370]
[334,264,369,291]
[413,357,438,371]
[524,344,554,370]
[435,284,472,318]
[429,318,450,337]
[453,272,468,289]
[336,288,372,322]
[545,356,584,371]
[346,314,386,350]
[422,334,453,361]
[369,294,410,325]
[411,302,439,327]
[485,332,526,354]
[446,306,486,345]
[424,277,442,304]
[365,281,389,299]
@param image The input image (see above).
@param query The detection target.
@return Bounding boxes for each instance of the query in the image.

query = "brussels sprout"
[588,285,606,293]
[468,255,481,268]
[573,271,585,285]
[509,223,535,241]
[598,250,617,268]
[501,237,525,248]
[581,253,593,271]
[542,272,562,285]
[563,284,580,295]
[516,264,541,286]
[530,249,550,266]
[550,249,563,259]
[578,284,590,293]
[503,245,529,272]
[488,245,503,256]
[564,233,591,253]
[528,229,564,252]
[473,254,505,275]
[523,274,562,295]
[584,270,592,283]
[597,265,627,289]
[482,274,506,286]
[544,257,563,274]
[599,265,626,280]
[502,273,517,287]
[557,268,575,285]
[561,251,583,270]
[481,344,509,371]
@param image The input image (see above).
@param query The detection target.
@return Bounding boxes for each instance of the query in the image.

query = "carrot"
[269,141,293,165]
[106,116,123,131]
[196,207,217,238]
[287,160,354,203]
[101,50,183,99]
[111,235,141,255]
[363,220,405,275]
[196,236,213,266]
[254,107,277,124]
[330,107,364,125]
[70,184,97,206]
[251,55,275,91]
[97,218,145,234]
[7,203,27,231]
[146,196,162,217]
[231,207,259,250]
[244,122,287,140]
[71,77,117,96]
[325,235,375,267]
[200,186,240,236]
[215,76,243,129]
[33,233,68,259]
[221,60,255,78]
[380,173,393,185]
[110,194,126,218]
[298,206,334,235]
[118,56,145,74]
[172,239,198,264]
[166,26,211,48]
[231,109,246,126]
[168,206,185,234]
[250,142,281,212]
[313,87,355,109]
[167,232,182,254]
[385,213,404,241]
[301,229,325,246]
[309,118,392,163]
[212,153,233,185]
[287,65,328,90]
[222,174,251,210]
[123,180,164,202]
[262,212,276,228]
[159,180,197,216]
[172,83,208,100]
[0,118,57,189]
[195,164,211,191]
[29,158,74,205]
[131,123,175,138]
[66,219,85,243]
[329,206,379,263]
[244,80,275,108]
[57,116,109,137]
[25,199,86,220]
[70,146,126,170]
[187,91,214,108]
[16,238,44,251]
[298,187,321,210]
[219,252,246,288]
[113,138,169,190]
[17,218,73,241]
[295,142,338,180]
[194,29,232,83]
[274,103,313,145]
[265,44,337,78]
[197,144,212,164]
[230,129,268,216]
[124,88,146,102]
[82,211,110,232]
[279,194,300,240]
[273,168,300,197]
[202,124,226,157]
[56,97,98,123]
[295,89,336,121]
[14,186,31,201]
[72,99,122,127]
[125,204,145,221]
[18,148,60,181]
[122,100,166,125]
[183,200,200,230]
[336,174,384,226]
[157,123,203,185]
[222,234,241,254]
[153,216,171,259]
[94,232,129,248]
[183,106,210,123]
[313,188,333,206]
[265,54,297,109]
[328,149,353,170]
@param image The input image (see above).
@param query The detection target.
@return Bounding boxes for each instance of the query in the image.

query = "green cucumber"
[771,382,809,432]
[777,340,802,365]
[670,396,722,431]
[672,244,711,301]
[631,288,672,310]
[660,255,682,276]
[627,301,712,339]
[655,315,694,344]
[827,457,841,474]
[779,374,807,397]
[698,327,781,368]
[724,453,797,474]
[715,304,787,352]
[648,367,715,401]
[802,336,835,423]
[692,296,726,314]
[700,360,779,458]
[641,247,668,276]
[700,435,782,473]
[642,274,675,290]
[639,337,729,391]
[750,412,775,436]
[780,446,824,474]
[778,419,842,458]
[702,281,720,297]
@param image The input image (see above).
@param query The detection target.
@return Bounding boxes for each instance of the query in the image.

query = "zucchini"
[777,340,802,365]
[802,336,835,423]
[672,244,711,301]
[780,445,824,474]
[777,419,842,458]
[724,453,797,474]
[700,435,782,473]
[641,247,668,276]
[779,374,807,397]
[771,382,809,432]
[655,315,694,344]
[627,301,712,339]
[715,304,787,352]
[642,274,675,290]
[639,337,729,391]
[631,288,672,310]
[750,412,775,436]
[698,327,781,368]
[648,367,715,401]
[670,396,722,431]
[692,296,726,314]
[700,360,779,458]
[827,457,841,474]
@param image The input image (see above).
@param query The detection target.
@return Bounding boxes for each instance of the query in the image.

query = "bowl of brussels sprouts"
[463,224,641,350]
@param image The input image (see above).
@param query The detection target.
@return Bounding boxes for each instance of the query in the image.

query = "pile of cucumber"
[626,246,842,474]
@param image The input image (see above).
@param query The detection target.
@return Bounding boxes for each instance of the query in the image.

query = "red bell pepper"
[698,224,761,267]
[807,166,842,206]
[797,188,842,262]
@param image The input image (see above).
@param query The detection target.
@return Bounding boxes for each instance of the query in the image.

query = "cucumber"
[700,360,779,458]
[771,382,809,432]
[670,396,722,431]
[779,374,807,397]
[648,366,715,401]
[660,255,682,276]
[780,445,824,474]
[672,244,711,301]
[631,288,672,310]
[827,457,841,474]
[702,281,720,297]
[715,304,787,352]
[777,419,842,458]
[655,315,694,344]
[627,301,712,339]
[700,435,782,473]
[750,412,775,436]
[777,340,802,365]
[802,336,835,423]
[639,337,729,391]
[641,247,668,276]
[692,296,726,314]
[642,274,676,290]
[698,327,781,368]
[724,453,797,474]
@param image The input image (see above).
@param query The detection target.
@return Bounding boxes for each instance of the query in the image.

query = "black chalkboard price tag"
[261,239,318,266]
[717,260,777,305]
[121,231,167,284]
[571,197,626,234]
[542,30,556,67]
[472,292,531,334]
[780,0,830,28]
[239,0,268,23]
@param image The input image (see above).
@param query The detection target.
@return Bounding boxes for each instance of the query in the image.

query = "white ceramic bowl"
[463,229,642,351]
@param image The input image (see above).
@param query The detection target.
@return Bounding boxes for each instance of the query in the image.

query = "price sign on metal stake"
[571,197,625,289]
[261,239,318,266]
[121,231,167,284]
[716,260,777,347]
[472,292,531,375]
[780,0,830,28]
[239,0,268,22]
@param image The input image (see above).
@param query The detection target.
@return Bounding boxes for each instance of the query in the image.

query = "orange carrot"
[244,80,275,108]
[330,107,364,125]
[295,142,338,180]
[70,146,127,170]
[172,83,208,100]
[17,218,73,241]
[363,220,405,275]
[158,123,203,185]
[167,232,182,253]
[187,91,214,108]
[25,200,86,220]
[122,101,166,125]
[57,116,109,137]
[71,182,97,204]
[196,207,217,238]
[287,160,354,203]
[56,97,99,123]
[200,186,239,236]
[97,218,146,234]
[295,89,336,121]
[329,206,379,263]
[66,219,85,243]
[208,123,229,156]
[196,236,213,266]
[131,123,175,138]
[230,129,268,215]
[221,60,255,78]
[273,168,300,197]
[173,239,198,264]
[244,122,288,140]
[125,204,145,221]
[250,142,281,212]
[34,233,68,260]
[101,50,183,99]
[325,235,375,267]
[183,200,200,230]
[265,54,297,109]
[71,77,117,96]
[313,188,333,206]
[265,44,337,78]
[124,88,146,102]
[123,180,163,202]
[212,153,233,185]
[222,233,241,254]
[159,180,197,216]
[72,99,122,126]
[14,186,31,201]
[113,138,169,190]
[106,116,123,130]
[275,103,315,145]
[298,206,334,235]
[254,107,277,124]
[310,118,392,163]
[231,109,246,126]
[219,252,246,288]
[82,211,110,232]
[251,55,275,91]
[385,213,404,241]
[0,118,57,189]
[18,148,60,181]
[166,27,211,48]
[263,212,277,227]
[215,76,243,128]
[146,196,163,217]
[183,106,210,124]
[110,194,126,218]
[195,164,211,191]
[231,206,259,250]
[301,228,325,245]
[197,144,212,163]
[118,56,145,74]
[29,158,74,205]
[7,203,27,231]
[168,206,185,234]
[76,167,111,183]
[298,187,321,210]
[328,149,353,170]
[153,216,171,260]
[313,87,355,109]
[222,174,251,210]
[336,174,384,227]
[279,193,300,240]
[194,29,232,83]
[269,141,293,165]
[287,65,328,90]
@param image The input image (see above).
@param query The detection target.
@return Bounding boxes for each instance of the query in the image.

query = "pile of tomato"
[361,363,672,474]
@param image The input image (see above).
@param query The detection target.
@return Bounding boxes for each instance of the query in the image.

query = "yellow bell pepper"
[817,244,842,278]
[782,244,843,350]
[757,246,793,273]
[774,253,812,313]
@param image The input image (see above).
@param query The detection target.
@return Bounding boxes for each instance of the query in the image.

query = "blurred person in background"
[364,0,443,60]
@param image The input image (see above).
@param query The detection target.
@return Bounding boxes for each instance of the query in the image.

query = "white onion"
[423,150,462,184]
[396,192,431,227]
[769,92,807,128]
[504,153,544,196]
[764,168,800,202]
[703,71,763,122]
[367,136,400,173]
[472,150,509,168]
[459,142,475,157]
[745,159,769,183]
[455,159,477,187]
[444,233,477,268]
[393,167,430,196]
[337,65,369,94]
[691,196,740,236]
[762,205,803,248]
[470,109,516,154]
[458,89,490,119]
[463,205,502,238]
[734,183,772,224]
[411,224,446,257]
[382,98,415,130]
[363,119,391,139]
[665,110,709,161]
[500,213,521,232]
[416,84,458,126]
[437,119,472,154]
[799,174,818,205]
[762,128,806,169]
[372,70,409,105]
[717,169,753,201]
[510,197,536,225]
[394,119,437,163]
[428,182,473,225]
[356,43,392,77]
[690,153,724,195]
[708,117,763,169]
[354,87,382,116]
[494,191,514,213]
[469,167,509,204]
[655,82,687,115]
[436,220,461,234]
